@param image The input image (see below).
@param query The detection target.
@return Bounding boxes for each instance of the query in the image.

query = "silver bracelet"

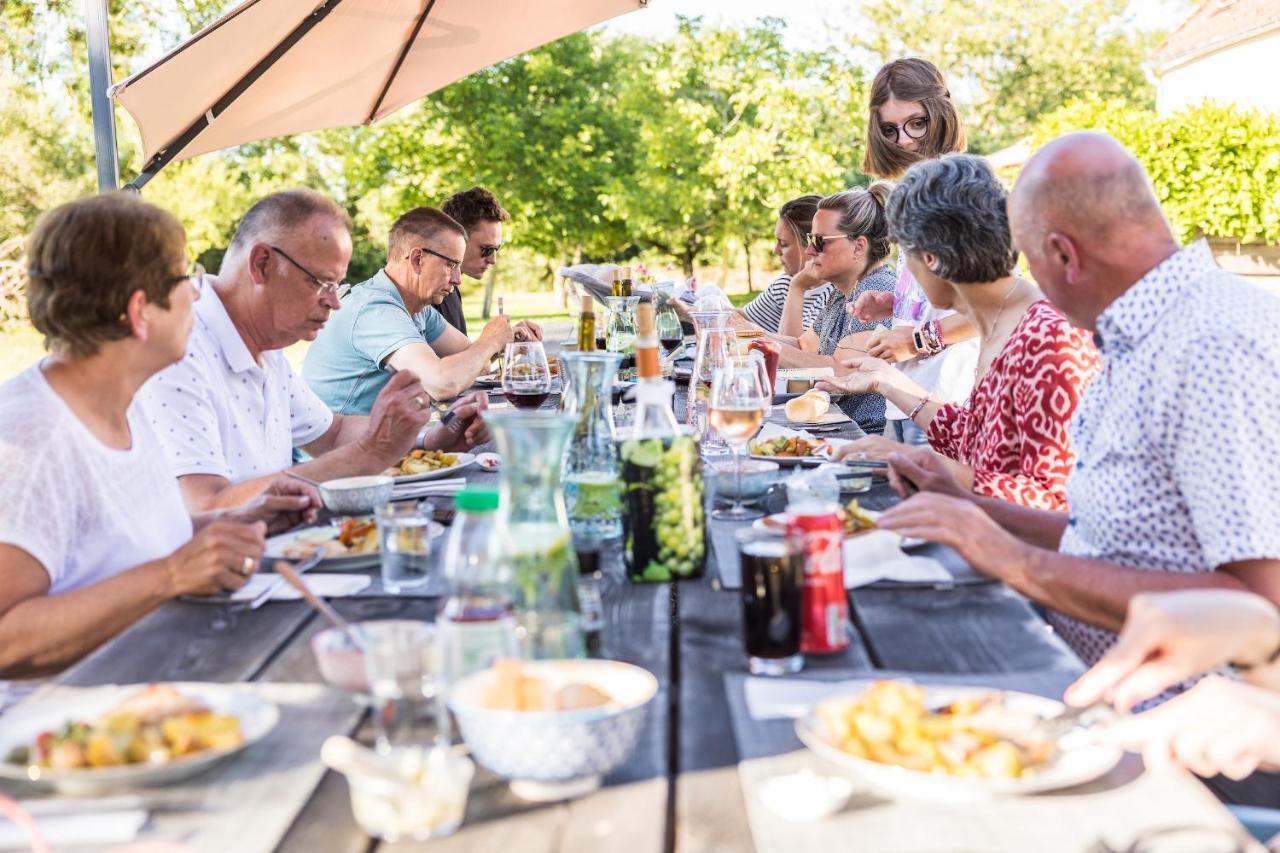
[415,424,431,450]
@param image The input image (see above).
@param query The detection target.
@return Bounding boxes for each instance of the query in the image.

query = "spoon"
[274,559,365,651]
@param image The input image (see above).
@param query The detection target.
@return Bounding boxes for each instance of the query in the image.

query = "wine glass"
[709,355,771,520]
[691,326,736,454]
[502,341,552,410]
[655,299,684,356]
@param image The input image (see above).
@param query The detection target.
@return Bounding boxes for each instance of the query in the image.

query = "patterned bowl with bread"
[448,659,658,801]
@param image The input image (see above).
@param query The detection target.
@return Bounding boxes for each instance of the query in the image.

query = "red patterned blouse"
[926,300,1101,510]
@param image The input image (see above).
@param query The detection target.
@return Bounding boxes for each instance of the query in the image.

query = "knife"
[248,549,325,610]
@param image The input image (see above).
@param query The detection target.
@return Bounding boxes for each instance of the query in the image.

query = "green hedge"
[1027,97,1280,245]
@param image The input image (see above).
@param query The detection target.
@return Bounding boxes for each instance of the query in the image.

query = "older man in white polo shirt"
[139,189,488,511]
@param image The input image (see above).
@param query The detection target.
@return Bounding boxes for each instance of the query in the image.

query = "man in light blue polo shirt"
[304,206,540,413]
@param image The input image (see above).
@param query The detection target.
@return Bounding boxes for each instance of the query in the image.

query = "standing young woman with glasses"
[849,58,981,444]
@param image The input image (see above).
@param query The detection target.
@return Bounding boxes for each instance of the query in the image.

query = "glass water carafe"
[689,324,736,454]
[603,295,641,365]
[483,410,584,660]
[560,352,624,540]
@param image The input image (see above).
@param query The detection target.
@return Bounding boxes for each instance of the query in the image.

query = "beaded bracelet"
[907,395,931,420]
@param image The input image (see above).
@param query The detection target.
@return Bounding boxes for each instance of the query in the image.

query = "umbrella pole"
[85,0,119,192]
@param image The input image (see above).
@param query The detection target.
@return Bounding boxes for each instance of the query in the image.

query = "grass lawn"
[0,288,762,382]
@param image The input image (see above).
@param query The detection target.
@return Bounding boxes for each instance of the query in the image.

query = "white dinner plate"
[0,683,279,795]
[753,511,927,550]
[748,453,826,467]
[387,452,477,484]
[796,685,1122,802]
[264,516,445,571]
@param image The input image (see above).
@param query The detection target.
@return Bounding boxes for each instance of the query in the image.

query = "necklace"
[975,278,1024,383]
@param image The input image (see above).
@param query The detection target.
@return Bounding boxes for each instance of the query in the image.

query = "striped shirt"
[740,274,835,332]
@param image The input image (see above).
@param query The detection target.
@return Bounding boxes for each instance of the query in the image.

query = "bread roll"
[784,390,830,422]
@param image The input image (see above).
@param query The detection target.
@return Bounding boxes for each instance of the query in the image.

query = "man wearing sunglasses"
[138,190,490,513]
[305,204,540,410]
[439,186,509,336]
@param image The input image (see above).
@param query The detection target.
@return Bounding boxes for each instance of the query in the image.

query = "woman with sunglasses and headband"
[767,185,897,427]
[735,195,836,333]
[0,194,318,706]
[849,58,981,446]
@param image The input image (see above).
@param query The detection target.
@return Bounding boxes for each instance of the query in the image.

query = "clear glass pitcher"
[482,409,584,659]
[560,351,624,540]
[603,295,641,356]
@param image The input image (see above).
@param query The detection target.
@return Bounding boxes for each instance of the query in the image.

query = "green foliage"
[854,0,1159,152]
[1027,97,1280,244]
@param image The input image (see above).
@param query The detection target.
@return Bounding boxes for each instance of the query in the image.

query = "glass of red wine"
[502,341,552,409]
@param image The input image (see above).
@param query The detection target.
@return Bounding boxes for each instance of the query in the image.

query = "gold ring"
[414,395,427,409]
[240,556,255,576]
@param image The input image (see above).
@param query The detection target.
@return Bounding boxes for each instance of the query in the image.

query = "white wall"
[1156,29,1280,115]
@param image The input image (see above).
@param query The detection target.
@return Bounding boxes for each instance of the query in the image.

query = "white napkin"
[744,676,878,721]
[844,530,950,589]
[230,573,371,602]
[0,808,148,849]
[392,477,467,501]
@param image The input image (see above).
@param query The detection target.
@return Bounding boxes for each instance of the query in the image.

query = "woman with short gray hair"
[821,154,1101,510]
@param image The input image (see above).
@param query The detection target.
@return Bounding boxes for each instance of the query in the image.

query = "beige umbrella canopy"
[111,0,647,188]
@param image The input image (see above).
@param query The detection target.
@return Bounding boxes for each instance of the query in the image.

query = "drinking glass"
[709,355,770,520]
[737,528,804,676]
[691,325,736,455]
[376,502,435,593]
[655,300,684,364]
[502,341,552,410]
[362,620,445,753]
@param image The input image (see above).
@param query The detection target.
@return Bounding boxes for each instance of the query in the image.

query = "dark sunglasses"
[478,244,502,259]
[805,233,855,253]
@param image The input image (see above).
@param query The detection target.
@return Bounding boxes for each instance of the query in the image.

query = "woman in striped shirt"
[737,195,835,332]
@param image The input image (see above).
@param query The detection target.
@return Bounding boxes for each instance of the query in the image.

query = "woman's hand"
[849,290,895,323]
[830,434,904,463]
[162,520,266,597]
[886,446,971,499]
[1099,676,1280,780]
[819,355,895,395]
[866,326,918,363]
[790,260,825,291]
[225,477,321,534]
[1066,590,1280,711]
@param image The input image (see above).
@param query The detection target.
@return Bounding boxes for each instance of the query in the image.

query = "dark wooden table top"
[32,380,1244,852]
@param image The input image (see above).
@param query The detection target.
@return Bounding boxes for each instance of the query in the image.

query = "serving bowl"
[449,659,658,801]
[319,475,394,513]
[310,619,430,694]
[710,459,780,501]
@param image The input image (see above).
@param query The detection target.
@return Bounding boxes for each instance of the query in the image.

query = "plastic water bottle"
[438,488,519,681]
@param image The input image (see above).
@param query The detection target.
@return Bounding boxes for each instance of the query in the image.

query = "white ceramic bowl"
[449,660,658,801]
[320,475,394,513]
[711,459,779,501]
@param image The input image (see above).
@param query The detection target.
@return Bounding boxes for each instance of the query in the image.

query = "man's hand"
[850,290,895,323]
[513,320,543,342]
[866,326,918,364]
[1066,590,1280,711]
[162,520,266,597]
[421,391,490,452]
[877,493,1027,580]
[479,315,515,346]
[1098,676,1280,780]
[358,369,433,467]
[886,446,970,500]
[226,477,322,533]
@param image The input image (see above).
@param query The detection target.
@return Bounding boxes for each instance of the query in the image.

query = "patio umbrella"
[109,0,648,189]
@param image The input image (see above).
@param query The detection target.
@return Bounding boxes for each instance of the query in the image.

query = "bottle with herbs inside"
[620,303,707,583]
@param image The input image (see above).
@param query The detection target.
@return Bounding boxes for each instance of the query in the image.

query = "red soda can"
[787,504,851,654]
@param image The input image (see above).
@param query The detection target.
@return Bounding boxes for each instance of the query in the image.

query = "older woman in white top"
[0,194,317,702]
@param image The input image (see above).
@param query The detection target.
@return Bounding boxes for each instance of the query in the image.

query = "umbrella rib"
[366,0,438,125]
[127,0,349,190]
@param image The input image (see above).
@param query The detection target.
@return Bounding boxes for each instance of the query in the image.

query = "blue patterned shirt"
[1053,240,1280,666]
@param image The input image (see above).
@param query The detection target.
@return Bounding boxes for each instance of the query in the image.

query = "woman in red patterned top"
[820,155,1100,510]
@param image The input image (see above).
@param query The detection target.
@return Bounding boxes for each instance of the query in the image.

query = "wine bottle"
[610,268,622,298]
[620,265,634,298]
[577,294,596,352]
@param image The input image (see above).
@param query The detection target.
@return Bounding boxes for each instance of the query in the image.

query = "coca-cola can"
[787,504,851,654]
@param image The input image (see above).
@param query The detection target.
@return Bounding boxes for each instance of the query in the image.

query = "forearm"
[777,286,809,338]
[969,495,1069,549]
[427,345,499,400]
[871,375,938,425]
[937,314,978,345]
[777,346,836,370]
[0,563,172,677]
[1005,548,1251,634]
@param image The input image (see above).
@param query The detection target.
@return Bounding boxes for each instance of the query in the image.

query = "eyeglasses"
[879,115,930,142]
[805,233,855,253]
[167,262,205,287]
[415,246,462,275]
[478,244,502,259]
[270,245,345,298]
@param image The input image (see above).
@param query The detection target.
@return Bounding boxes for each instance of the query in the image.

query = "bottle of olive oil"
[610,268,622,297]
[577,295,596,352]
[620,265,634,297]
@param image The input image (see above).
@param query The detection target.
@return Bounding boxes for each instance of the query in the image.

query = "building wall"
[1156,29,1280,115]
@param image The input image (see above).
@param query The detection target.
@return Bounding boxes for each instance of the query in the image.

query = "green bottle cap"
[454,488,500,513]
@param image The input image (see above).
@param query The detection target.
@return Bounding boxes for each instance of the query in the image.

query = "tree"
[853,0,1161,152]
[605,17,865,275]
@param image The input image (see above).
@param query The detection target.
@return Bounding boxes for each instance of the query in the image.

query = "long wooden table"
[22,386,1251,852]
